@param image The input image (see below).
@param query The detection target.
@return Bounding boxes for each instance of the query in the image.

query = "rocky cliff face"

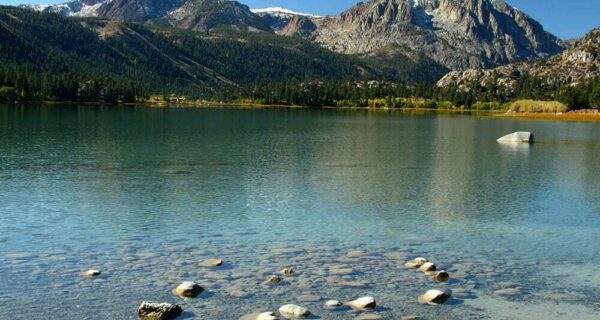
[95,0,183,23]
[436,28,600,92]
[304,0,566,70]
[278,15,318,37]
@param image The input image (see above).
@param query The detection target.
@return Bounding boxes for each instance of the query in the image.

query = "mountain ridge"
[21,0,567,71]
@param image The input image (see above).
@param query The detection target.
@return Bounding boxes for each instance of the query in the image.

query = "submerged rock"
[418,289,451,305]
[297,294,321,302]
[497,132,534,143]
[346,250,369,258]
[227,289,251,298]
[278,304,310,318]
[433,270,450,282]
[83,269,101,277]
[174,281,204,298]
[138,301,182,320]
[494,288,521,297]
[354,314,383,320]
[348,296,377,310]
[329,267,354,275]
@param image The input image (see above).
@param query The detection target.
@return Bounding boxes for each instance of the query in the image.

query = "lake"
[1,104,599,319]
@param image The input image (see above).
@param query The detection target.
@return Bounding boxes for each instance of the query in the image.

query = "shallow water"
[1,105,600,319]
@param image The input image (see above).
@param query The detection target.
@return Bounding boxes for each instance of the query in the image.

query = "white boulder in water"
[325,300,343,308]
[497,132,534,143]
[404,257,429,269]
[83,269,101,277]
[278,304,310,318]
[174,281,204,298]
[347,296,377,310]
[418,289,452,305]
[419,262,437,272]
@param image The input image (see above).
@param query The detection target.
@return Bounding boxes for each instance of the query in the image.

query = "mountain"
[436,28,600,93]
[274,0,566,70]
[23,0,566,71]
[1,5,452,103]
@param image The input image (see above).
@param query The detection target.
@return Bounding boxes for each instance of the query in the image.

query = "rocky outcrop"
[278,16,317,37]
[437,28,600,92]
[307,0,565,70]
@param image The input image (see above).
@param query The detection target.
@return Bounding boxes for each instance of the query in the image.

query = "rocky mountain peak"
[95,0,184,23]
[307,0,566,70]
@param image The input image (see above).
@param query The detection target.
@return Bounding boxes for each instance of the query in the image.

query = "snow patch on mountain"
[251,7,323,18]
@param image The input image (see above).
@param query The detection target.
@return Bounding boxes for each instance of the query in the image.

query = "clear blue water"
[1,105,600,319]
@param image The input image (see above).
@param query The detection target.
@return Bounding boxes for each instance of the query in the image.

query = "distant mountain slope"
[436,28,600,93]
[21,0,271,32]
[0,6,375,96]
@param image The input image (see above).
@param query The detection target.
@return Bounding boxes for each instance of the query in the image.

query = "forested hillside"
[0,6,445,102]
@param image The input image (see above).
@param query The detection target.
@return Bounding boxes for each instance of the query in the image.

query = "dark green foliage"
[434,72,600,110]
[215,80,432,107]
[361,45,450,83]
[559,78,600,109]
[0,86,17,101]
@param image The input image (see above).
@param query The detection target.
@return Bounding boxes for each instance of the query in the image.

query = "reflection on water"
[1,105,600,319]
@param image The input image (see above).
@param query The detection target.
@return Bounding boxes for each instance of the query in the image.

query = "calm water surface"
[1,105,599,319]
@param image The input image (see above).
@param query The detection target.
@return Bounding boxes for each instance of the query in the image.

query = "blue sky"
[4,0,599,39]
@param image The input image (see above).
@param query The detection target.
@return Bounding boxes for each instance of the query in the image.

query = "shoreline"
[7,100,600,122]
